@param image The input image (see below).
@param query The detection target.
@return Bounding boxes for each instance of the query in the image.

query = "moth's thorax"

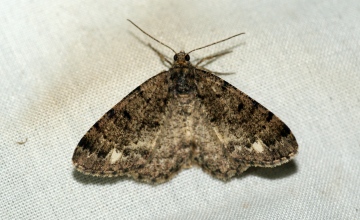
[170,65,196,91]
[169,58,197,106]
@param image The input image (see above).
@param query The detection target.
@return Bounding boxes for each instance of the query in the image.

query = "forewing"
[192,69,298,180]
[72,71,192,183]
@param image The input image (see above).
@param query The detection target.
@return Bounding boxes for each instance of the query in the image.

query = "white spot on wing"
[252,141,264,153]
[110,149,122,164]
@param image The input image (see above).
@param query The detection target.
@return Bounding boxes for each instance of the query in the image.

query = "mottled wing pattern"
[72,71,193,183]
[192,69,298,180]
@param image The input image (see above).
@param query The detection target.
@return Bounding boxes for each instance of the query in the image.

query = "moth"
[72,20,298,183]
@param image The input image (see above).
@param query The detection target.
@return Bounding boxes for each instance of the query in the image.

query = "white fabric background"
[1,0,359,219]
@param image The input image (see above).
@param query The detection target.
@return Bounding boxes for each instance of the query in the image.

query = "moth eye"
[174,54,178,61]
[185,54,190,61]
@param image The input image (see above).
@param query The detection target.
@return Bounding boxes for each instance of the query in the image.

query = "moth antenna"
[127,19,177,54]
[187,33,245,54]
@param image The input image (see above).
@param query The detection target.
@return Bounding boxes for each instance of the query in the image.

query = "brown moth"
[72,20,298,184]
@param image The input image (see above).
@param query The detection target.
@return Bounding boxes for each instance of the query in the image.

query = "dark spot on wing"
[280,124,291,137]
[123,149,130,157]
[252,99,259,108]
[237,103,244,112]
[140,149,150,159]
[123,110,131,120]
[193,157,199,162]
[97,149,108,158]
[197,94,205,100]
[222,81,230,90]
[263,138,276,146]
[138,90,144,98]
[228,144,235,153]
[163,97,169,106]
[266,112,274,122]
[250,99,259,114]
[170,165,180,173]
[78,136,92,151]
[107,108,115,118]
[134,86,141,93]
[93,121,100,130]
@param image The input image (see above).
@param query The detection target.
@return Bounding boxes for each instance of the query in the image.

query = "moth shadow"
[72,169,129,185]
[128,31,154,49]
[242,160,298,180]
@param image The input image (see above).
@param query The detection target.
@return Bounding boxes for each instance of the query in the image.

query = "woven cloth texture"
[1,1,359,219]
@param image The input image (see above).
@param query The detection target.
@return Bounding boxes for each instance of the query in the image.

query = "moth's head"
[173,51,191,67]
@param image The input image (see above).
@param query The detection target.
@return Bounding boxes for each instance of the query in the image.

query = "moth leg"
[194,50,232,67]
[196,66,234,76]
[148,43,172,67]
